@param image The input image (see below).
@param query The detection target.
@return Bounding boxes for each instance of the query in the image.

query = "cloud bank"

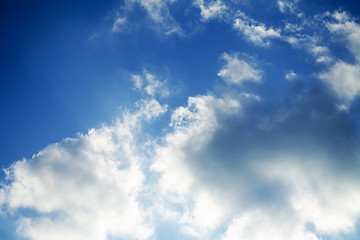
[3,3,360,240]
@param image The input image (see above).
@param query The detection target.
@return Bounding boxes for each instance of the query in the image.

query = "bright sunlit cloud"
[2,1,360,240]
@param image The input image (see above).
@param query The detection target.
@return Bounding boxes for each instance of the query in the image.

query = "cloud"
[277,0,299,14]
[4,8,360,240]
[132,70,170,97]
[218,52,262,85]
[220,210,319,240]
[127,0,175,23]
[111,17,126,32]
[318,11,360,110]
[260,156,360,235]
[151,93,244,237]
[283,28,333,63]
[0,99,167,240]
[319,61,360,109]
[233,12,281,46]
[326,11,360,62]
[2,64,360,240]
[194,0,227,21]
[150,76,360,240]
[125,0,182,35]
[285,70,297,80]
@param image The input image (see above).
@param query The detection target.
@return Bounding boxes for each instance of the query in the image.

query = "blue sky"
[2,0,360,239]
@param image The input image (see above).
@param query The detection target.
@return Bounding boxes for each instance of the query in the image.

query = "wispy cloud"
[277,0,300,14]
[111,17,126,32]
[131,70,170,98]
[126,0,183,35]
[233,12,281,47]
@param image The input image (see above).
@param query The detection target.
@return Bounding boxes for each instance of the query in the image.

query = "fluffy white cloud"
[148,74,360,240]
[319,61,360,109]
[260,157,360,235]
[151,93,243,237]
[327,11,360,62]
[2,72,360,240]
[0,99,167,240]
[194,0,227,21]
[220,210,319,240]
[233,12,281,46]
[218,53,262,85]
[318,11,360,109]
[132,70,170,97]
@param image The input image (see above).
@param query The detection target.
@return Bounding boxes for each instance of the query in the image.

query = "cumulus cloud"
[0,99,167,240]
[319,61,360,109]
[233,12,281,46]
[150,76,360,240]
[318,11,360,109]
[5,9,360,240]
[2,67,360,240]
[220,210,319,240]
[194,0,227,21]
[327,11,360,62]
[218,52,262,85]
[151,93,244,237]
[260,156,360,235]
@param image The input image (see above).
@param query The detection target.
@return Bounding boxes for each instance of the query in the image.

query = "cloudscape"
[1,0,360,239]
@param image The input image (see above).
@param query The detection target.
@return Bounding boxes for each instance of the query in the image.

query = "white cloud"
[111,17,126,32]
[218,52,262,85]
[285,33,333,64]
[233,12,281,47]
[0,99,167,240]
[285,70,297,80]
[277,0,299,14]
[148,78,360,240]
[311,45,332,63]
[260,157,360,235]
[327,11,360,62]
[151,94,242,237]
[127,0,175,23]
[194,0,227,21]
[318,11,360,109]
[126,0,182,35]
[161,145,360,240]
[132,70,170,97]
[319,61,360,110]
[220,210,319,240]
[2,70,360,240]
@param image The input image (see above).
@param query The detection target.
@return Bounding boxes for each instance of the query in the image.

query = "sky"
[2,0,360,239]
